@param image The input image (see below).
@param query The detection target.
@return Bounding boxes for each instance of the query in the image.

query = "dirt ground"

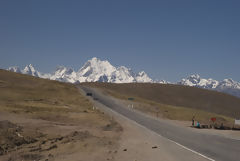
[167,119,240,140]
[88,93,210,161]
[0,68,239,161]
[0,70,123,161]
[0,111,122,161]
[80,86,240,161]
[1,89,239,161]
[114,97,240,140]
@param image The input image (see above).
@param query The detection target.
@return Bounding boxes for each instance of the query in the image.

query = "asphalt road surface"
[80,86,240,161]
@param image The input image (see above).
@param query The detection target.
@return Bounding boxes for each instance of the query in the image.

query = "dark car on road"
[86,93,92,96]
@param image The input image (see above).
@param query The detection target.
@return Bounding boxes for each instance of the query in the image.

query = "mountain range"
[6,57,240,98]
[7,57,153,84]
[177,74,240,98]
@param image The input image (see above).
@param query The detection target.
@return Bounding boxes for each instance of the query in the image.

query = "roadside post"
[128,97,134,109]
[211,117,216,128]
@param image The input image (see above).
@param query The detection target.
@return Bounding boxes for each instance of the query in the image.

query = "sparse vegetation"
[0,69,91,114]
[82,82,240,127]
[0,70,122,161]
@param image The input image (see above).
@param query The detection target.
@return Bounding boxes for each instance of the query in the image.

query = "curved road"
[80,86,240,161]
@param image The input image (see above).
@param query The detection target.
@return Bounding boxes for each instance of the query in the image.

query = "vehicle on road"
[86,92,92,96]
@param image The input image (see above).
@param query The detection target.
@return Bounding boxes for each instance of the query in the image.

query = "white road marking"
[168,139,215,161]
[83,89,216,161]
[95,99,216,161]
[130,118,216,161]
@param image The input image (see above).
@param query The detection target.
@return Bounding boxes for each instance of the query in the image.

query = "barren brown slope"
[0,70,122,161]
[0,69,91,113]
[82,82,240,119]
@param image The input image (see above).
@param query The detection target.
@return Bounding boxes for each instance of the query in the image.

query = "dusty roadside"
[106,92,240,141]
[172,120,240,141]
[0,70,123,161]
[0,110,122,161]
[79,87,210,161]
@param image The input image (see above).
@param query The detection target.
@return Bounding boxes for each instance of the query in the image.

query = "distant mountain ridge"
[6,57,240,98]
[177,74,240,98]
[8,57,153,84]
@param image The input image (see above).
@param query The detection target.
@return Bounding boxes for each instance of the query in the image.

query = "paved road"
[80,86,240,161]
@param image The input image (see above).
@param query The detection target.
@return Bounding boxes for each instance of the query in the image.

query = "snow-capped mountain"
[6,57,153,84]
[218,79,240,90]
[178,74,240,98]
[178,74,219,89]
[75,57,152,83]
[5,58,240,98]
[8,66,21,73]
[110,66,136,83]
[22,64,41,77]
[50,66,77,83]
[77,57,117,82]
[8,64,41,77]
[135,71,153,83]
[157,80,170,84]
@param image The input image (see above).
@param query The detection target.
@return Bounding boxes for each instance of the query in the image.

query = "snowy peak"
[8,64,44,78]
[54,66,75,76]
[77,57,116,82]
[5,58,240,98]
[178,74,240,97]
[136,71,153,82]
[218,79,240,90]
[179,74,219,89]
[187,74,201,83]
[50,66,76,83]
[79,57,115,74]
[22,64,40,77]
[111,66,136,83]
[5,57,153,84]
[8,66,21,73]
[76,57,153,83]
[179,74,240,90]
[179,74,201,86]
[157,80,169,84]
[137,71,148,77]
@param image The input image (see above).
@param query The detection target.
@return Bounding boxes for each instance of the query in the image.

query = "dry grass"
[125,100,234,126]
[82,82,240,126]
[0,69,121,129]
[0,70,122,161]
[0,69,91,115]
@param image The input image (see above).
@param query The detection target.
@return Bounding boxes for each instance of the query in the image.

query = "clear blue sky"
[0,0,240,82]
